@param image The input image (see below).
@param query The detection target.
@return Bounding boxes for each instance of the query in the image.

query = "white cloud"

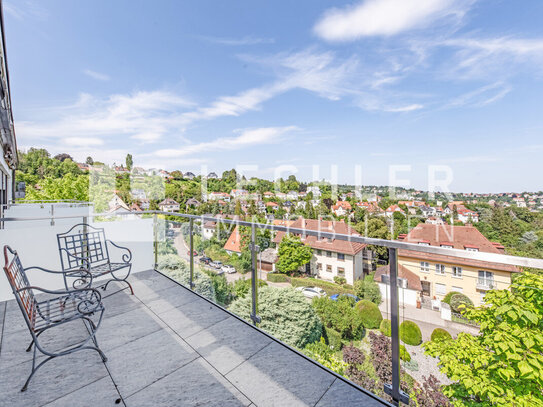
[154,126,298,158]
[199,35,275,46]
[314,0,472,41]
[63,137,104,147]
[83,69,110,81]
[447,82,512,108]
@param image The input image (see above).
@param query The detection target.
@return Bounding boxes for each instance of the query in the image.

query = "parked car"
[187,250,198,256]
[209,261,223,269]
[199,256,211,264]
[295,286,326,299]
[221,265,236,274]
[330,293,360,303]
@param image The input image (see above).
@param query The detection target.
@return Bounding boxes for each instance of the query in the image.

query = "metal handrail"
[1,210,543,269]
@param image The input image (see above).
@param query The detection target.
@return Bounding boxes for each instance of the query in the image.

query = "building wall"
[399,255,513,306]
[311,250,363,285]
[378,283,419,306]
[0,152,13,217]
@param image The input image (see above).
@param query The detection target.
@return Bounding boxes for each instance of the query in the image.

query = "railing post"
[250,224,261,326]
[153,214,158,269]
[189,218,194,289]
[385,248,409,405]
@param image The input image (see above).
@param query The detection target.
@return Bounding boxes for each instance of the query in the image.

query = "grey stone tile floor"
[0,270,388,407]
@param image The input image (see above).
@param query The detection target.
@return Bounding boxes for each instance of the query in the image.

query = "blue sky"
[4,0,543,192]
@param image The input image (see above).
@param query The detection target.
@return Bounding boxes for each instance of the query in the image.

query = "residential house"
[185,198,201,209]
[275,192,287,200]
[129,203,143,212]
[230,189,249,199]
[457,208,479,223]
[286,190,299,200]
[397,224,519,306]
[266,202,279,210]
[385,204,405,217]
[273,218,373,285]
[207,172,219,179]
[224,226,242,256]
[139,198,150,210]
[259,248,278,272]
[184,172,196,180]
[306,186,321,199]
[109,194,129,211]
[207,192,231,202]
[159,198,180,212]
[263,191,275,199]
[331,201,352,217]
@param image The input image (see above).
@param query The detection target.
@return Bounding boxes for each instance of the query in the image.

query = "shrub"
[157,255,216,302]
[442,291,461,305]
[400,345,411,362]
[380,319,391,337]
[356,300,383,329]
[333,276,347,285]
[231,278,267,300]
[229,287,322,348]
[354,274,382,305]
[431,328,452,342]
[450,293,473,313]
[324,327,343,351]
[303,338,346,375]
[312,296,364,340]
[400,320,422,346]
[289,277,356,296]
[267,273,289,283]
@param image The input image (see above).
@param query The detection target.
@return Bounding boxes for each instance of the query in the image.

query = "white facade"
[310,249,364,286]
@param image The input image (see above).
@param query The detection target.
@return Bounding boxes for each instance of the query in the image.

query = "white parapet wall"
[0,215,154,302]
[378,282,419,307]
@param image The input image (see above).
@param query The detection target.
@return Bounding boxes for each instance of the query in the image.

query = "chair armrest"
[18,286,103,315]
[106,240,132,263]
[24,266,93,288]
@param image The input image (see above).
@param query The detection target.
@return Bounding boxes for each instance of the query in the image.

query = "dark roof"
[273,218,366,255]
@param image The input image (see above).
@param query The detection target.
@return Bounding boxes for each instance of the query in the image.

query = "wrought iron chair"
[3,245,107,392]
[57,223,133,297]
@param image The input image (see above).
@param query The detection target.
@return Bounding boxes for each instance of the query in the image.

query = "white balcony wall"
[0,217,154,302]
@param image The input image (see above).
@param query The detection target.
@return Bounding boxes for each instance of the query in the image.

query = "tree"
[276,235,313,274]
[425,272,543,406]
[54,153,73,162]
[125,153,133,171]
[85,156,94,165]
[354,274,382,304]
[229,286,322,348]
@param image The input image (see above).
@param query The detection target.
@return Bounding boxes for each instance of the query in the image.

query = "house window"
[452,286,463,293]
[326,265,332,272]
[466,247,479,252]
[337,267,345,276]
[317,263,322,271]
[452,266,462,278]
[478,270,494,288]
[316,250,322,256]
[441,244,453,249]
[420,262,430,273]
[337,253,345,261]
[326,251,332,257]
[435,283,446,295]
[435,264,445,275]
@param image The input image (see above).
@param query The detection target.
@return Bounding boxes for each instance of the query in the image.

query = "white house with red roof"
[331,201,352,217]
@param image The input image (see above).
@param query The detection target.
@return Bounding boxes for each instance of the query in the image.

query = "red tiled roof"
[224,226,242,253]
[399,224,519,273]
[374,264,422,291]
[273,218,366,255]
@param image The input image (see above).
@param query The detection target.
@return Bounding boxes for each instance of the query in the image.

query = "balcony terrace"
[0,269,387,407]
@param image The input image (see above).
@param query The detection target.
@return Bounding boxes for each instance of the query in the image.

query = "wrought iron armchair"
[2,245,107,392]
[57,223,133,297]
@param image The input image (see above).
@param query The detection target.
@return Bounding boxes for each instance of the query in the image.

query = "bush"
[400,345,411,362]
[431,328,452,342]
[400,321,422,346]
[356,299,383,329]
[324,327,343,351]
[289,277,356,296]
[380,319,391,337]
[442,291,462,305]
[231,278,268,300]
[354,274,382,305]
[229,287,322,348]
[157,255,216,302]
[303,338,346,375]
[333,276,347,285]
[267,273,289,283]
[450,293,473,313]
[312,296,364,340]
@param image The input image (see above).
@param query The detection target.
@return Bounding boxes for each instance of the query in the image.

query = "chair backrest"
[57,223,110,271]
[3,246,37,331]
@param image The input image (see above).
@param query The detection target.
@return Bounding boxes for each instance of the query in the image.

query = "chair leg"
[21,354,55,392]
[26,331,44,352]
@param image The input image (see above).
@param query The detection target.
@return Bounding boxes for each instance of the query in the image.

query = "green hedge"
[289,277,356,296]
[356,299,383,329]
[380,319,391,337]
[431,328,452,342]
[267,273,289,283]
[400,321,422,346]
[324,327,343,351]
